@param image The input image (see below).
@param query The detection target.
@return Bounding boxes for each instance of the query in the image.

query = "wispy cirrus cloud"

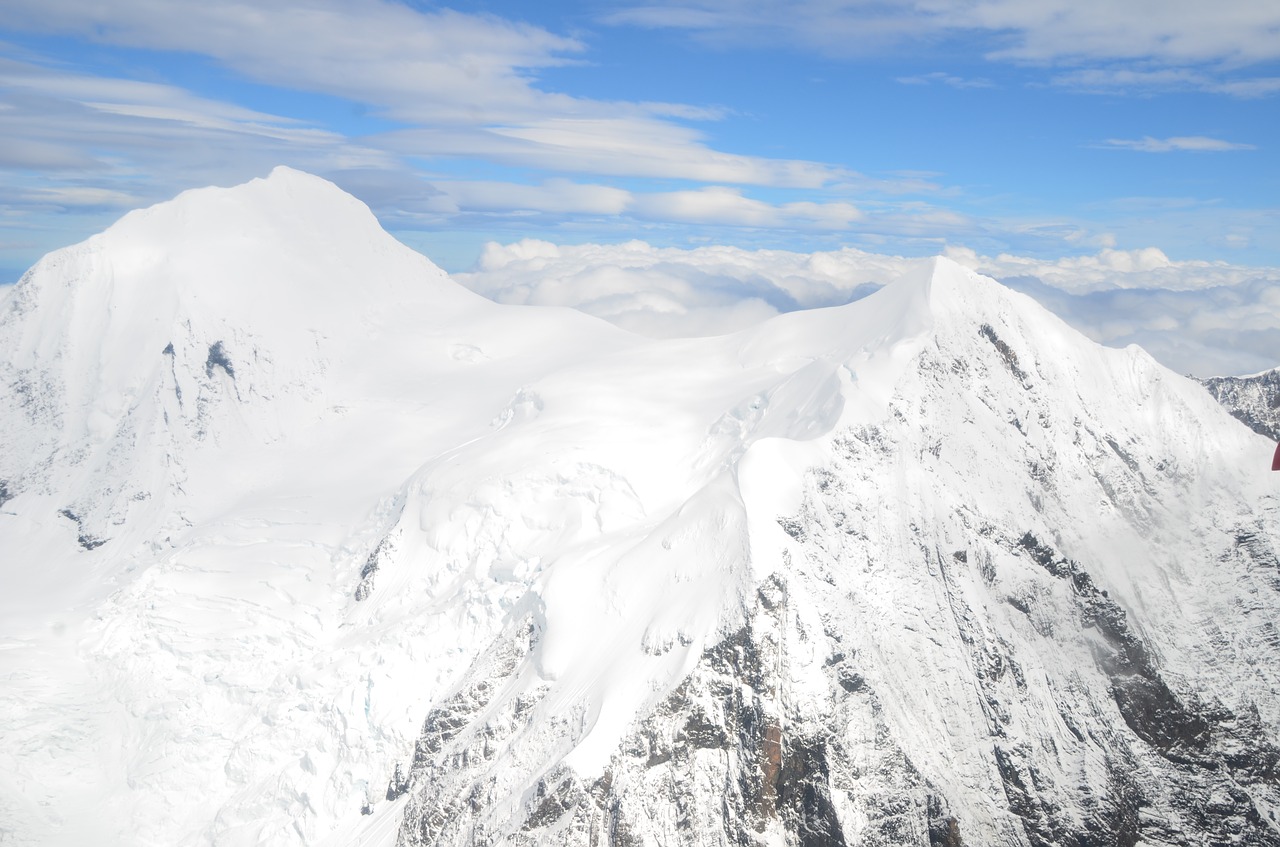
[4,2,587,125]
[377,121,842,189]
[953,0,1280,66]
[896,72,994,89]
[0,72,368,193]
[0,0,898,276]
[629,187,863,229]
[609,0,1280,66]
[1,0,843,189]
[1098,136,1257,153]
[605,0,1280,97]
[372,178,868,232]
[0,0,1275,293]
[428,179,632,216]
[1051,68,1280,98]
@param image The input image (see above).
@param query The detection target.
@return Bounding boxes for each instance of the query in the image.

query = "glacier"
[1,168,1278,847]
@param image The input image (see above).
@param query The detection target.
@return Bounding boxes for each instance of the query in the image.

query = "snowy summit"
[1,169,1278,847]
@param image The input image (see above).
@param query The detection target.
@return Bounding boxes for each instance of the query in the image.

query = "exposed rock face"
[395,498,1280,846]
[1201,368,1280,441]
[396,576,871,846]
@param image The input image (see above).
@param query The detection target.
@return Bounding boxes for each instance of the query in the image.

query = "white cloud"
[607,0,1280,95]
[0,3,880,271]
[603,2,937,55]
[460,239,781,337]
[1213,78,1280,98]
[0,58,978,253]
[1098,136,1257,153]
[0,57,397,200]
[376,120,841,189]
[0,56,414,272]
[458,239,919,336]
[896,72,995,89]
[1051,68,1280,98]
[5,3,585,124]
[433,180,632,216]
[377,178,867,232]
[947,245,1273,292]
[951,0,1280,66]
[457,239,1280,376]
[998,277,1280,377]
[935,246,1280,376]
[1,0,845,189]
[20,186,139,209]
[0,66,309,130]
[630,187,863,229]
[0,58,396,166]
[0,136,101,170]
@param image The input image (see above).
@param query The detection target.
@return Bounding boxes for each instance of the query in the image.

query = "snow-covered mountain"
[2,168,1278,847]
[1201,369,1280,442]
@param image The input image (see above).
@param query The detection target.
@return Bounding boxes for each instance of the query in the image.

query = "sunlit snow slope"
[1,169,1278,847]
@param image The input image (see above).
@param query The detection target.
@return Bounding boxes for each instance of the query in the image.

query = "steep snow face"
[2,172,1278,847]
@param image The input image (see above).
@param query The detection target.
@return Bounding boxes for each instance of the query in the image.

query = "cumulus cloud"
[996,275,1280,378]
[456,239,915,337]
[1098,136,1257,153]
[947,246,1280,374]
[949,245,1273,292]
[457,239,1280,376]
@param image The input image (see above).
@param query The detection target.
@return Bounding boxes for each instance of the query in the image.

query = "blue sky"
[0,0,1277,286]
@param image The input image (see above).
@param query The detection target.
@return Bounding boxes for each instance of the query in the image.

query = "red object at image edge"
[1274,442,1280,471]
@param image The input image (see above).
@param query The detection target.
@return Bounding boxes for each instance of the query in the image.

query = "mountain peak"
[0,169,476,466]
[924,252,1010,303]
[97,166,388,257]
[264,163,331,184]
[5,173,1280,847]
[7,168,460,344]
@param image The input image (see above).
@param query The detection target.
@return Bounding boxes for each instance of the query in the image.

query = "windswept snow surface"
[1,169,1278,846]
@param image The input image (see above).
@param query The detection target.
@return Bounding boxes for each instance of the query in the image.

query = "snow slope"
[1,169,1278,847]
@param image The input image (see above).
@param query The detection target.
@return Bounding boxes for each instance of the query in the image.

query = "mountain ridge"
[1,171,1277,847]
[388,252,1280,846]
[1200,368,1280,441]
